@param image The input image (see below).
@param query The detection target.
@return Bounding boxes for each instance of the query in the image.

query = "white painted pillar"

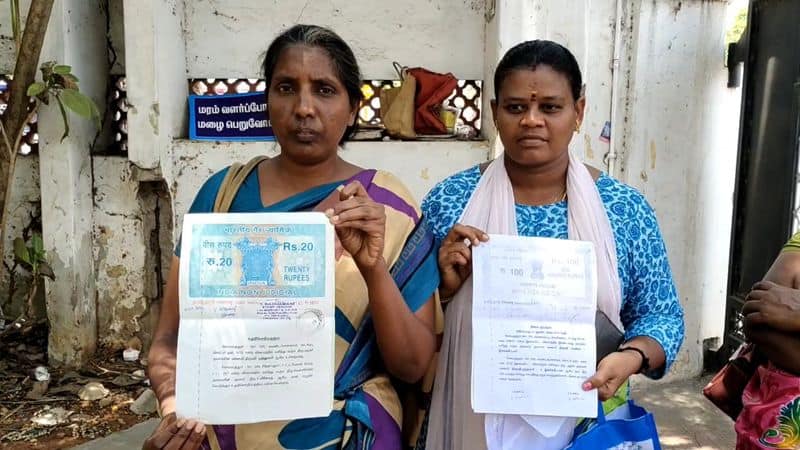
[615,0,736,378]
[122,0,188,177]
[37,0,107,366]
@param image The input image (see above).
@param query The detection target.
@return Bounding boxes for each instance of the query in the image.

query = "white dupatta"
[463,154,622,449]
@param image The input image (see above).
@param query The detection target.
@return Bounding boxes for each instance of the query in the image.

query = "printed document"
[175,212,335,424]
[471,234,598,419]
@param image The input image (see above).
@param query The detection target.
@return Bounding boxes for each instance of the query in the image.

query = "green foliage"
[26,61,101,141]
[26,82,46,97]
[12,233,55,281]
[726,7,748,46]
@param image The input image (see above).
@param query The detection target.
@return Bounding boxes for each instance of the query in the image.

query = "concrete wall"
[183,0,486,79]
[123,0,188,171]
[93,156,172,349]
[0,0,31,73]
[0,156,41,318]
[615,0,736,378]
[38,0,109,366]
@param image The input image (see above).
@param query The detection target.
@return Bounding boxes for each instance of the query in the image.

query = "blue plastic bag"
[566,400,662,450]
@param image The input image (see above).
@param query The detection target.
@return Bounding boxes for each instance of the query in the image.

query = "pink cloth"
[735,363,800,449]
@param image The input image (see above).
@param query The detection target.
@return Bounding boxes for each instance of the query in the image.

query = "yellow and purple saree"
[181,166,439,450]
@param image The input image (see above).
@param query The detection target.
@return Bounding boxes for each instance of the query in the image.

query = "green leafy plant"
[2,233,54,338]
[0,1,99,340]
[13,233,54,283]
[26,61,102,141]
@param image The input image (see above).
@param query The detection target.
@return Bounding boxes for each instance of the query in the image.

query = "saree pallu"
[194,169,439,450]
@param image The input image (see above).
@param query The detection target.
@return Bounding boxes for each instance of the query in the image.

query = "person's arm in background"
[742,234,800,375]
[762,248,800,289]
[743,319,800,375]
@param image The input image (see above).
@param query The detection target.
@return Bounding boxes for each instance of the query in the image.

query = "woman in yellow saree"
[144,25,439,450]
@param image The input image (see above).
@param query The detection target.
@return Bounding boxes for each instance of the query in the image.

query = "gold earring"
[575,120,581,133]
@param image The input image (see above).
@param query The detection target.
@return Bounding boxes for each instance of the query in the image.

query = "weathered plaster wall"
[616,0,737,378]
[183,0,486,79]
[0,0,31,73]
[0,156,41,318]
[93,156,172,350]
[109,0,126,75]
[38,0,109,366]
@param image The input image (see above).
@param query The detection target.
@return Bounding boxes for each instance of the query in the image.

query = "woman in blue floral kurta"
[421,39,684,450]
[421,167,684,369]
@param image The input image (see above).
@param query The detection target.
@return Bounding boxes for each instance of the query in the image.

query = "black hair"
[494,40,583,102]
[262,24,363,143]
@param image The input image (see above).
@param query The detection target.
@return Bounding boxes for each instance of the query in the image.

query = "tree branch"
[0,0,55,283]
[0,122,13,160]
[3,0,55,151]
[12,107,39,156]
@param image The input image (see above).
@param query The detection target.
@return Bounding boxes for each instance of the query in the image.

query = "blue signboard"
[188,92,274,141]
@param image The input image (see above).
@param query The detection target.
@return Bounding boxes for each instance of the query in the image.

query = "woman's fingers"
[178,422,206,450]
[330,204,384,225]
[444,224,489,247]
[751,280,778,291]
[339,181,369,201]
[144,426,177,449]
[439,243,471,267]
[162,420,194,450]
[742,300,762,317]
[143,415,179,449]
[329,196,368,216]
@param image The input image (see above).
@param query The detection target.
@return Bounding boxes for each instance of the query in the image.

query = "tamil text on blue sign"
[189,92,274,141]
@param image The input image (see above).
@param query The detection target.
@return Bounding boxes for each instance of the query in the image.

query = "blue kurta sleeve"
[620,196,685,378]
[421,168,477,244]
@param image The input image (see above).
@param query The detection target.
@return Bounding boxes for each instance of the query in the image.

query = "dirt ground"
[0,325,155,449]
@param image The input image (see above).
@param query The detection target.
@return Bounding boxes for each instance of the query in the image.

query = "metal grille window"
[0,75,130,156]
[725,295,745,347]
[109,75,128,155]
[190,78,265,96]
[189,78,482,138]
[0,75,39,155]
